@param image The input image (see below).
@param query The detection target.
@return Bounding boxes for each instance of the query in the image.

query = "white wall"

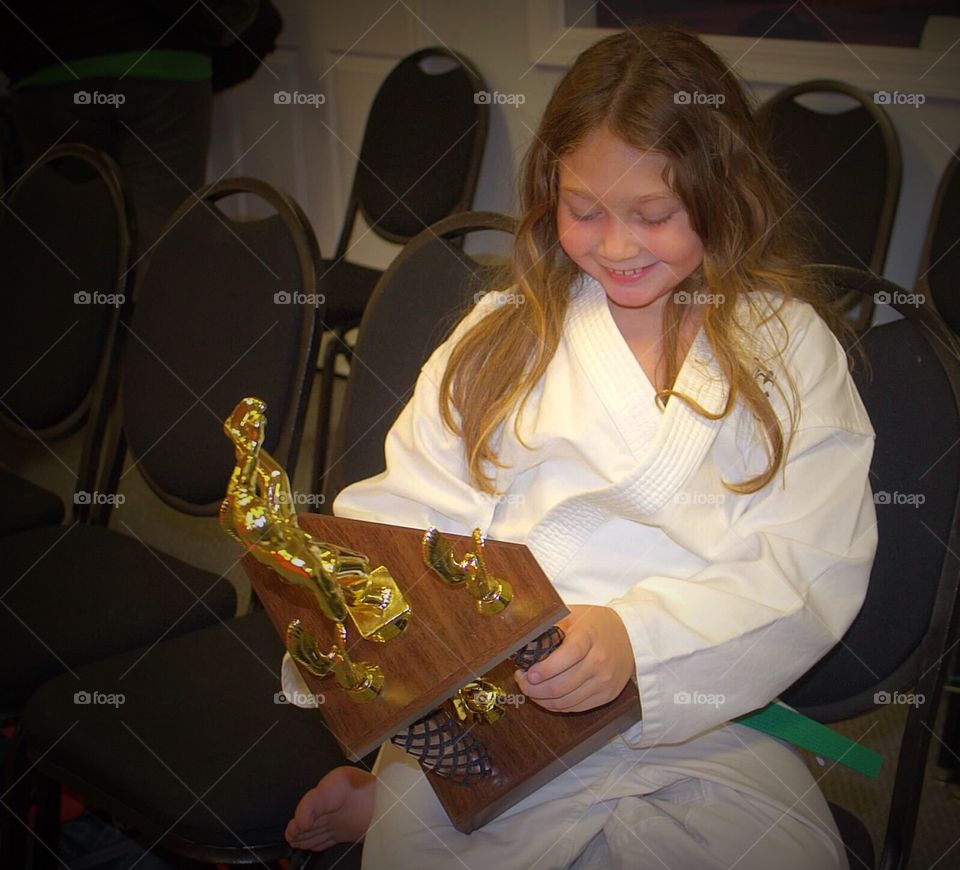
[209,0,960,292]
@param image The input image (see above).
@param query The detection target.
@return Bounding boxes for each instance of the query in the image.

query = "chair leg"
[32,774,61,870]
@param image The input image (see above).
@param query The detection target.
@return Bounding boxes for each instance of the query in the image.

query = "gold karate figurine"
[422,527,513,615]
[221,397,410,701]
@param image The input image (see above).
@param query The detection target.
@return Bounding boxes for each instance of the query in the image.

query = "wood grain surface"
[242,514,642,831]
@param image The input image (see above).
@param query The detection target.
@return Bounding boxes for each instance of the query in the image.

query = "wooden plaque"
[243,514,642,832]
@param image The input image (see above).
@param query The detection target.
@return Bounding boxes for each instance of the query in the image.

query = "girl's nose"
[597,219,641,261]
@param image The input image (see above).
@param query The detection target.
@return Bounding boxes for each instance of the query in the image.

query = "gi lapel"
[527,276,729,578]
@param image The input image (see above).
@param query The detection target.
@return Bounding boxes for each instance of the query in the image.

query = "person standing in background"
[0,0,279,256]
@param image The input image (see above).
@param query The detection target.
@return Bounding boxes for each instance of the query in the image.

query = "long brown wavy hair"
[440,24,852,494]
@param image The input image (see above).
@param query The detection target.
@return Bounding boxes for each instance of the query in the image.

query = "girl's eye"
[638,212,675,226]
[568,206,600,222]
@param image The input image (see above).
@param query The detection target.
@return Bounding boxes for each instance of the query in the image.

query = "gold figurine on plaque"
[222,396,641,832]
[220,397,410,701]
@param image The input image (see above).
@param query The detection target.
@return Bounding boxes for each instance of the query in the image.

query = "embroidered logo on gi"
[754,359,775,397]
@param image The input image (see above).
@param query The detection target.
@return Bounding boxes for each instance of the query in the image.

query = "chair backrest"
[94,177,322,518]
[0,143,131,440]
[335,47,488,258]
[782,264,960,868]
[917,149,960,335]
[756,80,901,273]
[320,211,514,503]
[756,81,902,333]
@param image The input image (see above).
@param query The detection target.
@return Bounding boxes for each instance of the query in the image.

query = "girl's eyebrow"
[560,186,674,204]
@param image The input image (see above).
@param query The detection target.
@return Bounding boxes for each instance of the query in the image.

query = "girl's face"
[556,127,704,331]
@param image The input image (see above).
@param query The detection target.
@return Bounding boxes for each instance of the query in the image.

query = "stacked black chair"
[0,143,132,536]
[1,176,323,867]
[917,148,960,338]
[780,265,960,869]
[313,46,489,482]
[756,81,901,333]
[7,211,514,870]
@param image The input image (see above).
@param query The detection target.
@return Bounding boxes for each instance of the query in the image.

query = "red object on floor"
[61,787,86,824]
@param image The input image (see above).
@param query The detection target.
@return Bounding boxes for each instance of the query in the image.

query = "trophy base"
[426,658,642,833]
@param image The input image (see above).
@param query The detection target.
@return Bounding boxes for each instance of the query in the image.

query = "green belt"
[736,701,882,779]
[14,50,211,89]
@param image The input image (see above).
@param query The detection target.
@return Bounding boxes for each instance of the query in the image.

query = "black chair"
[917,148,960,338]
[313,46,488,482]
[0,175,321,719]
[0,143,132,536]
[779,265,960,869]
[756,81,902,333]
[7,212,514,870]
[320,210,513,502]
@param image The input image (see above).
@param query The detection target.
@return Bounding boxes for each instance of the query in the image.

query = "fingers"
[521,633,587,684]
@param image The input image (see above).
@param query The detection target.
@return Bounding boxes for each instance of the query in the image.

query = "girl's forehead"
[557,130,674,200]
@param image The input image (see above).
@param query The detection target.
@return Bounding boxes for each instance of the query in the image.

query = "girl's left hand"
[515,604,636,713]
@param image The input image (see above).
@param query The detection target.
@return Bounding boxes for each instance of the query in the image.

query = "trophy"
[222,397,641,832]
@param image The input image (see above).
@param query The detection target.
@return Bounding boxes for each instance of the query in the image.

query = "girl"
[284,24,875,869]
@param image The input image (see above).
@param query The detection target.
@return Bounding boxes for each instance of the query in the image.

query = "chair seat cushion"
[321,259,382,325]
[0,523,236,712]
[0,468,65,535]
[21,610,358,852]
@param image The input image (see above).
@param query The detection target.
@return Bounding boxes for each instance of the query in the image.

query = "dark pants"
[11,76,212,257]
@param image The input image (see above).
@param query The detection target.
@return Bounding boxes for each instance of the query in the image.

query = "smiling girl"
[284,24,875,869]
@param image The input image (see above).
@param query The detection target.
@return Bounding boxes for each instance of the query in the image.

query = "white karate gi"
[285,275,876,869]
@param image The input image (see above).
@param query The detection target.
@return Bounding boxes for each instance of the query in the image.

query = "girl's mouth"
[603,262,659,284]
